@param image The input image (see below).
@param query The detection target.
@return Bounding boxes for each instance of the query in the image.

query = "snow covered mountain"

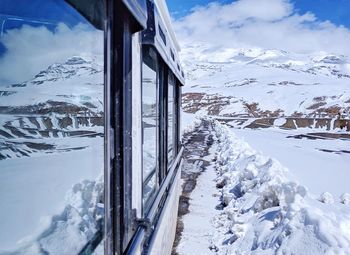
[0,55,104,254]
[0,55,104,160]
[182,44,350,122]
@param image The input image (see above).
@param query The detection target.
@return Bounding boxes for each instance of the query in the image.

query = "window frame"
[104,1,185,254]
[167,71,176,167]
[104,1,147,254]
[141,45,161,214]
[140,46,181,213]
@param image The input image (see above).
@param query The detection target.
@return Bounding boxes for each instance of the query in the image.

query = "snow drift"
[211,120,350,255]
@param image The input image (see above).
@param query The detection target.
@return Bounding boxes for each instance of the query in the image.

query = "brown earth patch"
[307,102,327,110]
[244,102,259,117]
[294,118,314,128]
[289,132,350,140]
[182,93,232,115]
[317,106,342,116]
[291,111,304,117]
[281,118,297,129]
[245,118,274,129]
[313,96,327,102]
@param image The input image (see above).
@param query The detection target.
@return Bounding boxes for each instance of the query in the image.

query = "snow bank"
[181,112,202,135]
[211,121,350,254]
[9,176,103,255]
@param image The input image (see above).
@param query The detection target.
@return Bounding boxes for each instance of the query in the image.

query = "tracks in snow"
[172,120,218,254]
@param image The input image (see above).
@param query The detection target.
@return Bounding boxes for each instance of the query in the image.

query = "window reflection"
[168,73,175,164]
[142,47,158,207]
[0,1,104,254]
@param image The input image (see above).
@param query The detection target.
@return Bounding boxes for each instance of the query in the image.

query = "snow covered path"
[175,120,218,255]
[176,119,350,255]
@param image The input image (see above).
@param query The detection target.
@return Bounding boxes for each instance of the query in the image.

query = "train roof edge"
[122,0,148,29]
[154,0,180,52]
[142,0,185,85]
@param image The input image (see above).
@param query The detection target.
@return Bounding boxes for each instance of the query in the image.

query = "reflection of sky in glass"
[0,0,86,28]
[0,0,90,57]
[0,15,102,85]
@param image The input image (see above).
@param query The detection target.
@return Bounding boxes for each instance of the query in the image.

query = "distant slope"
[0,55,103,160]
[182,45,350,119]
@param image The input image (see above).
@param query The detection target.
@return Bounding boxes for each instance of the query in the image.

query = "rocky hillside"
[181,45,350,122]
[0,56,104,160]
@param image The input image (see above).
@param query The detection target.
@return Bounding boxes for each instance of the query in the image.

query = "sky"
[168,0,350,57]
[167,0,350,28]
[0,0,102,84]
[1,0,350,85]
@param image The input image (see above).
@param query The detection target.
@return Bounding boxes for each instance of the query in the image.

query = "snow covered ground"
[0,140,103,253]
[182,46,350,118]
[212,121,350,254]
[232,127,350,198]
[177,119,350,255]
[177,141,219,254]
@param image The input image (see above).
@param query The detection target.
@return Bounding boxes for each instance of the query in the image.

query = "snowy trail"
[176,119,350,255]
[174,120,218,255]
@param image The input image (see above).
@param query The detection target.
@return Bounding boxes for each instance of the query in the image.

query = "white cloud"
[173,0,350,58]
[0,23,103,85]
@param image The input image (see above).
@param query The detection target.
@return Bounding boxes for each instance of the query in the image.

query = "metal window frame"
[176,83,182,152]
[103,0,184,254]
[166,71,176,167]
[129,38,184,252]
[104,1,147,254]
[141,45,161,214]
[126,147,184,254]
[157,54,167,184]
[142,0,185,85]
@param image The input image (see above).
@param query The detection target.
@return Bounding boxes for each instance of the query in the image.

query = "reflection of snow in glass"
[168,74,175,163]
[0,2,104,253]
[142,60,157,200]
[143,173,156,205]
[143,125,157,180]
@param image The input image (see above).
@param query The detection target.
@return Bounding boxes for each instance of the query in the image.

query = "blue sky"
[0,0,86,28]
[167,0,231,18]
[172,0,350,56]
[167,0,350,28]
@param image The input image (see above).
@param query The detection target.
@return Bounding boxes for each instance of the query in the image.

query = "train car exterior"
[0,0,184,254]
[106,0,185,254]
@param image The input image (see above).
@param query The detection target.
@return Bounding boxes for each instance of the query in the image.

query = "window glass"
[168,72,175,164]
[0,1,104,253]
[143,173,157,204]
[142,47,158,207]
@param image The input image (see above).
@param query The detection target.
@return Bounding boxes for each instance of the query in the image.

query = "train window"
[173,80,181,154]
[168,72,176,164]
[0,0,104,254]
[158,24,167,46]
[142,47,159,208]
[170,49,175,61]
